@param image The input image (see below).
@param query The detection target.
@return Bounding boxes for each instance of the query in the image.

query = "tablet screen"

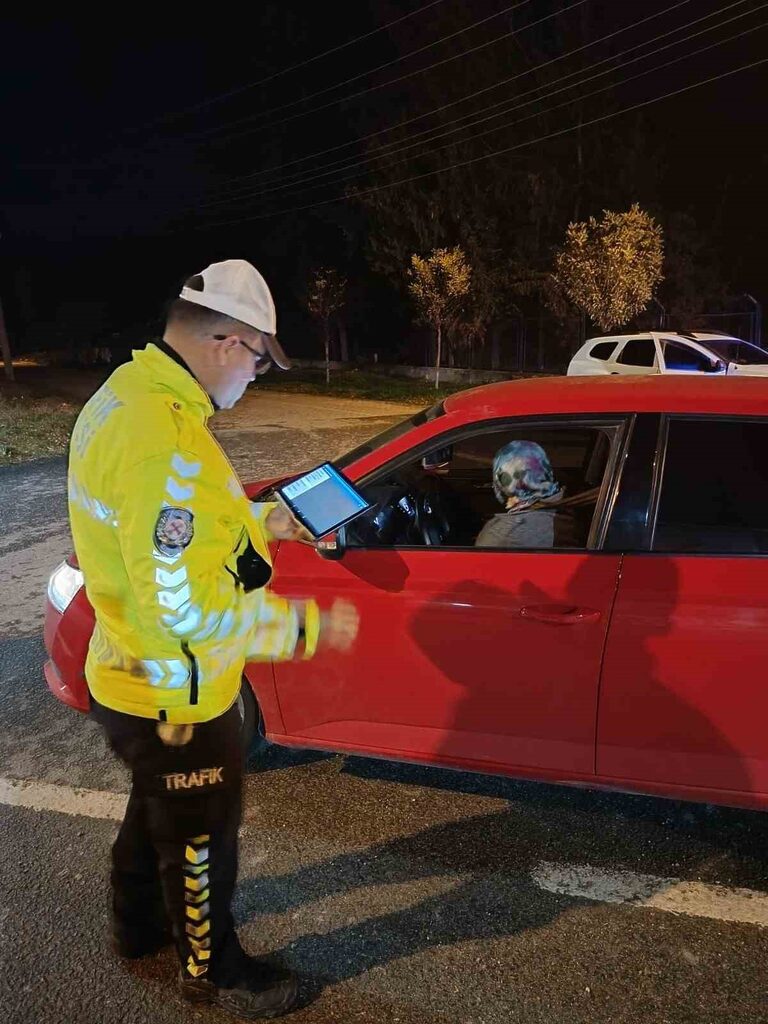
[276,463,371,539]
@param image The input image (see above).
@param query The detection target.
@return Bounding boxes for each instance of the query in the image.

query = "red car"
[45,375,768,811]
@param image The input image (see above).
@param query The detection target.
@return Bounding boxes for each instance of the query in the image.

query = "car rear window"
[589,341,617,361]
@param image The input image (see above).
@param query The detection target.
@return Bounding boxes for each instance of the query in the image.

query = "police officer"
[68,260,358,1019]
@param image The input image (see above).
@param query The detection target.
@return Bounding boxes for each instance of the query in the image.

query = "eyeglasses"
[213,335,273,373]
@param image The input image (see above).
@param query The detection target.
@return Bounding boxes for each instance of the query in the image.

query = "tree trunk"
[537,307,545,371]
[435,322,442,390]
[324,321,330,386]
[490,325,500,370]
[0,294,14,382]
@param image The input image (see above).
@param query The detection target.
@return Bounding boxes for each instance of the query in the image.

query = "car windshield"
[335,401,445,469]
[699,339,768,365]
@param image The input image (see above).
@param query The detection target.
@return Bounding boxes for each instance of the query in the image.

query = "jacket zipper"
[182,641,199,705]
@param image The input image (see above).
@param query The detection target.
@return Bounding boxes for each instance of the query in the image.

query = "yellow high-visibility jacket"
[68,342,319,724]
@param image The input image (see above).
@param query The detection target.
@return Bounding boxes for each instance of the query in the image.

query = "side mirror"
[706,359,726,374]
[421,445,453,471]
[316,526,346,560]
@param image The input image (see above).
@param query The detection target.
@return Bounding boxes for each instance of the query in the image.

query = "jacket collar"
[133,342,215,419]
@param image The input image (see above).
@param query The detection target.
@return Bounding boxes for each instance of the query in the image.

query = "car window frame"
[647,413,768,558]
[346,413,634,554]
[602,413,661,552]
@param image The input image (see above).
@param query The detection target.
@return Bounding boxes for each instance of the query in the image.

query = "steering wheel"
[413,478,451,546]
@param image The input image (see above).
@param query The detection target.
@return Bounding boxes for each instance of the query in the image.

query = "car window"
[616,338,656,367]
[658,340,714,372]
[653,418,768,554]
[346,422,621,551]
[699,338,768,365]
[589,341,617,360]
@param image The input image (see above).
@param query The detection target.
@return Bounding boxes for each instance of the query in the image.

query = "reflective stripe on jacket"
[68,343,318,724]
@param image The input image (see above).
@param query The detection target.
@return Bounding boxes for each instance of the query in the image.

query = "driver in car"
[475,440,564,548]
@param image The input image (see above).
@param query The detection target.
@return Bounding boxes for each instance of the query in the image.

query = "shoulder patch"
[154,507,194,556]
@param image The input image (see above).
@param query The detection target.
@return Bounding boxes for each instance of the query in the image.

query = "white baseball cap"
[180,259,291,370]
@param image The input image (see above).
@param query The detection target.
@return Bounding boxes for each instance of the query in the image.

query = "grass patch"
[0,395,79,465]
[253,368,482,404]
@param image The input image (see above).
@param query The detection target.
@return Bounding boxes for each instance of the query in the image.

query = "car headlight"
[48,561,84,614]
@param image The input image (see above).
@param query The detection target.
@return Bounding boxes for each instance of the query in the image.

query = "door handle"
[520,604,602,625]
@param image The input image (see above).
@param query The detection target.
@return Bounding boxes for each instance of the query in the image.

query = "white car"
[567,332,768,377]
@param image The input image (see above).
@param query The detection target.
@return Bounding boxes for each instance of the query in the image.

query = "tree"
[306,267,347,384]
[345,0,662,367]
[553,204,664,332]
[407,246,471,389]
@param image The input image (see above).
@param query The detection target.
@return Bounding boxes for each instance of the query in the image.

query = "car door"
[269,417,627,776]
[598,414,768,798]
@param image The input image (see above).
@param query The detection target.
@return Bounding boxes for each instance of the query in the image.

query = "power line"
[41,0,452,168]
[198,18,768,216]
[196,0,760,212]
[189,0,538,137]
[148,0,451,124]
[199,54,768,227]
[205,0,696,195]
[202,0,760,208]
[194,0,592,143]
[9,0,577,178]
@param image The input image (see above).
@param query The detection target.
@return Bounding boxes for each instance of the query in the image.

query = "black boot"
[179,957,300,1020]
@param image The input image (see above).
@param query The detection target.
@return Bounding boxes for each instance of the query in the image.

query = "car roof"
[582,331,745,344]
[443,373,768,419]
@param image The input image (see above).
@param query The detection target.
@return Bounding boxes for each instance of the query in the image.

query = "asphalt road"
[2,391,768,1024]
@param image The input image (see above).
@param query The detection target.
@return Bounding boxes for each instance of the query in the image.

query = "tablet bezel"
[274,462,372,539]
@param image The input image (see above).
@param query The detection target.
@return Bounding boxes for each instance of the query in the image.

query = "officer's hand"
[319,599,359,653]
[265,504,313,543]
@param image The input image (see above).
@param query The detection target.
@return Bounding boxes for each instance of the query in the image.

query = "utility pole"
[0,232,13,382]
[0,291,14,383]
[744,294,762,346]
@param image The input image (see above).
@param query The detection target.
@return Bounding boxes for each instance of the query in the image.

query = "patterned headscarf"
[492,440,563,510]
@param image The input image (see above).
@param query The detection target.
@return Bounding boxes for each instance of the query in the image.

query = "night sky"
[2,1,767,355]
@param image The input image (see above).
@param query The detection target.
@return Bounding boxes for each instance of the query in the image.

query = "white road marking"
[2,777,768,929]
[532,861,768,928]
[0,777,125,821]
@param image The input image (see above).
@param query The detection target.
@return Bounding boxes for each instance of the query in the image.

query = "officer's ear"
[210,333,240,365]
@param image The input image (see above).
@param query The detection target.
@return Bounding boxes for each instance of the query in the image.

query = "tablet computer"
[275,462,372,539]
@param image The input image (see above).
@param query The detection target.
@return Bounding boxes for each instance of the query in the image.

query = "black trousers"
[92,699,248,985]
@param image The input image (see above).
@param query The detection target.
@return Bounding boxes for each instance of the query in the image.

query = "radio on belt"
[274,462,372,539]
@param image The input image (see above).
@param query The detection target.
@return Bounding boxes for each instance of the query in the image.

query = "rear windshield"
[335,401,446,470]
